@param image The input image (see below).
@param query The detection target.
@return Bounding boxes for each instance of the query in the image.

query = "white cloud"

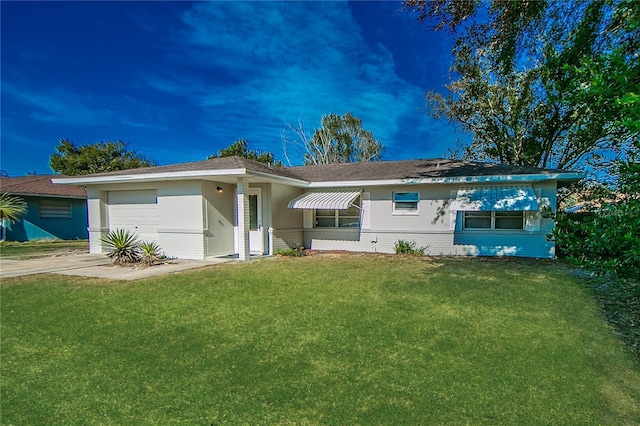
[156,1,451,163]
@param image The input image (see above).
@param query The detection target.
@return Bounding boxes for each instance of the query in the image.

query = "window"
[463,211,524,230]
[495,211,525,229]
[393,192,419,214]
[463,211,491,229]
[315,198,360,228]
[39,200,72,219]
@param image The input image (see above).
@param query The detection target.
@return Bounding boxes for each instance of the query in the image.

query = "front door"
[248,188,263,254]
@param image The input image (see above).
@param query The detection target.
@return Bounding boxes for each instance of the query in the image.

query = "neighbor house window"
[463,211,524,230]
[39,200,72,219]
[393,192,419,214]
[315,199,360,228]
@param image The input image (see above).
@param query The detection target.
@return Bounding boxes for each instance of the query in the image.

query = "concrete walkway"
[0,253,233,281]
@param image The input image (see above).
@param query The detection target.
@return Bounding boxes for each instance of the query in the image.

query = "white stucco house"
[53,157,584,260]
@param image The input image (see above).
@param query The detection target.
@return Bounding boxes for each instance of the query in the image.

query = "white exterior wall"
[203,181,235,256]
[156,181,206,260]
[84,177,560,260]
[86,181,207,260]
[270,184,304,252]
[302,181,558,259]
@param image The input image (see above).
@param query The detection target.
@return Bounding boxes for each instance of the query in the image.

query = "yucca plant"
[0,193,28,242]
[101,229,140,264]
[139,240,162,266]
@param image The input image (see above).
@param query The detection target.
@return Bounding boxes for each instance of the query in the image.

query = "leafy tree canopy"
[50,139,156,175]
[283,112,384,165]
[404,0,639,175]
[207,139,282,166]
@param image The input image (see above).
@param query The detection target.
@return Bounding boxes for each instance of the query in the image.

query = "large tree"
[404,0,639,173]
[208,139,281,166]
[50,139,156,175]
[282,112,383,165]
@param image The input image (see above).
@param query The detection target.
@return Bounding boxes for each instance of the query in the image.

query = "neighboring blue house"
[0,175,87,241]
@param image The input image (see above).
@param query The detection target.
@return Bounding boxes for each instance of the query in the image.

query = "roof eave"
[247,170,310,187]
[51,168,250,185]
[306,172,586,188]
[2,192,86,199]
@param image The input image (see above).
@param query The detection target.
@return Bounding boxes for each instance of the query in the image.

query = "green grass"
[2,256,639,424]
[0,239,88,258]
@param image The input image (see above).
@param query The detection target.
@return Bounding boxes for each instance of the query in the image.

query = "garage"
[108,190,159,242]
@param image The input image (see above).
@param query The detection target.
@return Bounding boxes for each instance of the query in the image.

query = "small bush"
[394,240,426,256]
[275,247,306,257]
[140,241,163,266]
[101,229,140,264]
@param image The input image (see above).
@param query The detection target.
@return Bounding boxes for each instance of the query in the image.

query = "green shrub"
[140,241,163,266]
[275,247,306,257]
[101,229,140,265]
[394,240,426,256]
[551,201,640,278]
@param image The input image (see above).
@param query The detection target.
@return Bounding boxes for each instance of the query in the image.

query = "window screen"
[39,200,71,219]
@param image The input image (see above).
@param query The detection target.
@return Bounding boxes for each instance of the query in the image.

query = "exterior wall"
[156,181,206,260]
[5,195,87,242]
[450,181,557,258]
[270,184,304,252]
[87,181,207,260]
[271,228,305,252]
[82,178,559,260]
[203,181,235,256]
[302,181,558,259]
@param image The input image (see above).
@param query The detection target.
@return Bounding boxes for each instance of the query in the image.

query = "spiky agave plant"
[139,240,162,266]
[0,193,28,242]
[101,229,140,264]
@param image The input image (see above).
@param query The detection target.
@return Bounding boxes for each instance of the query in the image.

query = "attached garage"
[108,190,159,242]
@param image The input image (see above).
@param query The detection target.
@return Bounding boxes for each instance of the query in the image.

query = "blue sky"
[1,1,461,176]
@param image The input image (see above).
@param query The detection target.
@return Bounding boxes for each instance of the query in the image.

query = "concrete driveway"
[0,253,232,281]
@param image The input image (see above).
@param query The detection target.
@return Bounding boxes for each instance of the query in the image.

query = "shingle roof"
[68,156,303,181]
[0,175,86,198]
[288,158,572,182]
[51,156,582,185]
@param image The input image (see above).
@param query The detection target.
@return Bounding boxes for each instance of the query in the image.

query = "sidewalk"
[0,253,232,281]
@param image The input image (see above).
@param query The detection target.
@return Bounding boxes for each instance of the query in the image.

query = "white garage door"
[108,190,159,242]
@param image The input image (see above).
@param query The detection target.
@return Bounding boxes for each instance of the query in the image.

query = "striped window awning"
[452,185,539,211]
[288,190,361,210]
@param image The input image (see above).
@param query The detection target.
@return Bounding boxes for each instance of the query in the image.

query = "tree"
[207,139,281,166]
[404,0,638,173]
[282,112,383,165]
[0,193,27,242]
[49,139,156,175]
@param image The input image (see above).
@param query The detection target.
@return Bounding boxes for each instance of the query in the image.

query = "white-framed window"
[315,198,360,228]
[393,192,419,214]
[39,200,72,219]
[463,211,525,230]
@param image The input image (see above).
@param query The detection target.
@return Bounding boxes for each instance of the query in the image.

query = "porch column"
[86,189,109,254]
[236,178,250,261]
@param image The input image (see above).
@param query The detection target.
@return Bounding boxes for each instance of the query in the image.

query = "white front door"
[248,188,263,254]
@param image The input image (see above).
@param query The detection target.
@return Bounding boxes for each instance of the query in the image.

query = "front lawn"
[2,256,639,424]
[0,239,88,258]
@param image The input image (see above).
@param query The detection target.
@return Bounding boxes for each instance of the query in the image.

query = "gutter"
[52,168,249,185]
[52,170,585,188]
[305,172,586,188]
[3,192,86,200]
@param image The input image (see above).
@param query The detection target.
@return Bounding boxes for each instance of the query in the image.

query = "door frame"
[248,188,264,254]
